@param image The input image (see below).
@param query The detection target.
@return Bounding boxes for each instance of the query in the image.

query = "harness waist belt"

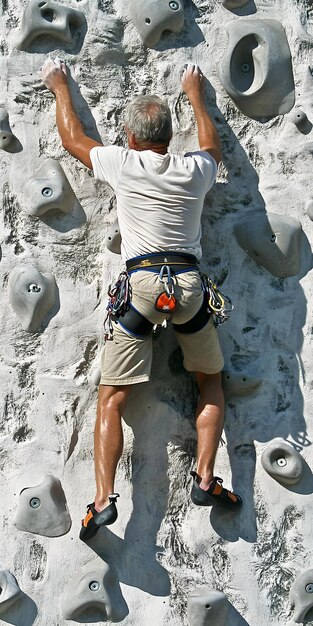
[126,252,198,272]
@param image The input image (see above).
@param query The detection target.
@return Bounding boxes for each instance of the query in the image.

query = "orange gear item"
[154,291,177,313]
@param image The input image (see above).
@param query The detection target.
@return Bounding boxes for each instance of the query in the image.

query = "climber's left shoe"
[79,494,119,541]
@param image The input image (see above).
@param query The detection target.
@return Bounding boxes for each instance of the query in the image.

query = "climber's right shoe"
[79,494,119,541]
[190,472,242,510]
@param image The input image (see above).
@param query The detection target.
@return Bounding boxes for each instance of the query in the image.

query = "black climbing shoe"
[79,494,119,541]
[190,472,242,510]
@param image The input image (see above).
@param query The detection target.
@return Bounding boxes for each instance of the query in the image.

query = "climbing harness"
[103,271,131,341]
[103,254,233,341]
[154,265,177,314]
[200,273,234,326]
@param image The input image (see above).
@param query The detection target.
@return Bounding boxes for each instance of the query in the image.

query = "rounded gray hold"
[15,474,71,537]
[290,108,308,131]
[187,588,229,625]
[106,218,122,255]
[30,497,41,509]
[261,439,303,485]
[217,18,295,119]
[61,561,125,621]
[0,108,17,152]
[234,212,302,277]
[24,159,76,217]
[9,265,57,332]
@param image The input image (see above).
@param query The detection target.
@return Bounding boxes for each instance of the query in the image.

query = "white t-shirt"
[90,145,217,261]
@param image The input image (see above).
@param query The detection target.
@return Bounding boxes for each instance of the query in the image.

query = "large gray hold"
[0,571,23,614]
[130,0,184,48]
[16,0,86,51]
[61,561,125,621]
[217,18,295,119]
[187,589,229,625]
[8,264,57,332]
[234,212,302,277]
[15,475,71,537]
[24,159,76,217]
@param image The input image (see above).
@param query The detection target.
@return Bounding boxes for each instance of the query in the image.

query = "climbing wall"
[0,0,313,624]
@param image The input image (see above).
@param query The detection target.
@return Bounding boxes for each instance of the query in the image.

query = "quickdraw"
[103,271,131,341]
[200,273,234,326]
[154,265,177,314]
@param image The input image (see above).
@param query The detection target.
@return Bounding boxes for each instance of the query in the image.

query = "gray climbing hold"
[15,475,71,537]
[187,589,229,625]
[130,0,184,48]
[0,108,17,152]
[61,561,124,621]
[9,264,57,332]
[261,439,303,485]
[290,569,313,623]
[24,159,76,217]
[234,212,302,277]
[0,571,22,614]
[16,0,86,51]
[222,0,250,9]
[222,370,262,396]
[106,218,121,254]
[290,108,310,132]
[217,18,295,119]
[306,200,313,221]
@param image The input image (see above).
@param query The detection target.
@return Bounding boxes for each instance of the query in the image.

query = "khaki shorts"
[100,270,224,385]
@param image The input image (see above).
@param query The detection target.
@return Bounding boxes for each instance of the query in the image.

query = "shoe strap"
[109,493,120,502]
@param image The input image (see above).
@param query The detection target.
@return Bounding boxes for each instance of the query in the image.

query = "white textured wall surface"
[1,0,313,625]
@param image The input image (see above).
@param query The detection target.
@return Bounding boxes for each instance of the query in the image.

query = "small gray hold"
[0,108,18,152]
[9,264,57,332]
[15,475,71,537]
[106,218,121,255]
[290,108,310,132]
[24,159,76,217]
[188,588,229,625]
[130,0,184,48]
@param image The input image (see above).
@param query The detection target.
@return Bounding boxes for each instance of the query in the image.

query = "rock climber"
[41,59,242,540]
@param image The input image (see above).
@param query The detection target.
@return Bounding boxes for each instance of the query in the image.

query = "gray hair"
[124,95,172,145]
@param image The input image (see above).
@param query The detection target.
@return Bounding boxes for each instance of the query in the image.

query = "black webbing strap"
[115,304,154,338]
[126,252,198,273]
[172,296,211,335]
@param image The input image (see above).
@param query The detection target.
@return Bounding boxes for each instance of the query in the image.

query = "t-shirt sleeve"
[184,150,218,192]
[90,145,128,190]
